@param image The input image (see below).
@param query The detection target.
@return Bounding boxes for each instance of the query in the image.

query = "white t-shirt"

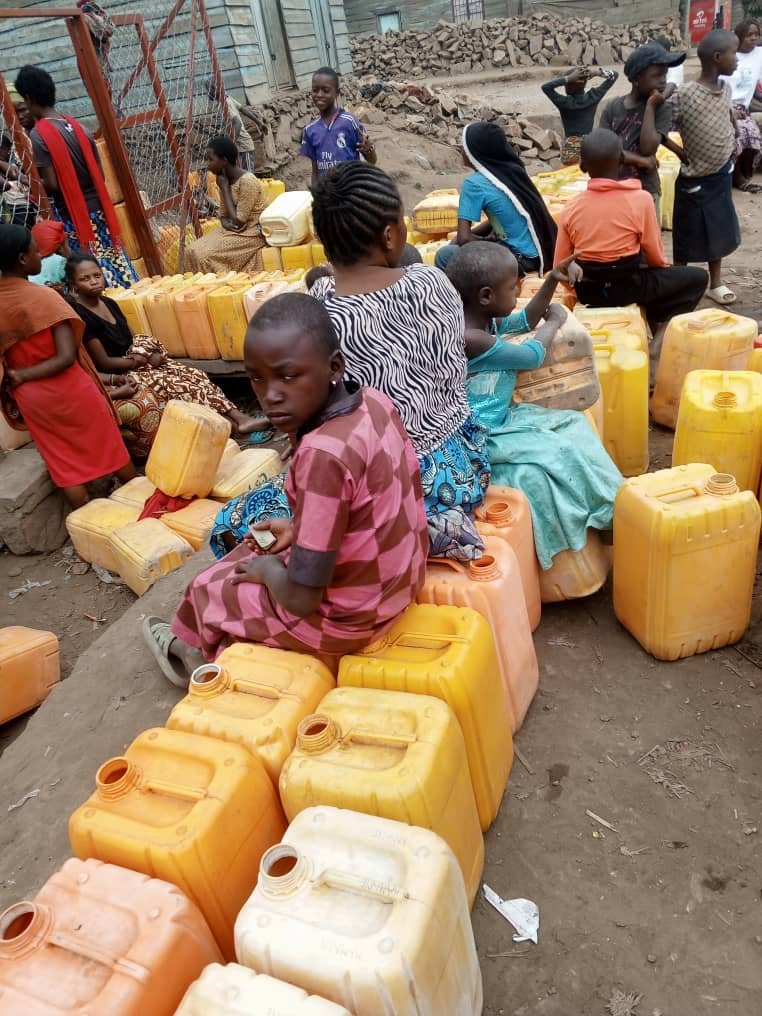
[666,64,684,86]
[720,45,762,108]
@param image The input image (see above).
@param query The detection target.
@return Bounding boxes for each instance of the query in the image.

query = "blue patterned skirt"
[59,208,138,289]
[209,414,491,560]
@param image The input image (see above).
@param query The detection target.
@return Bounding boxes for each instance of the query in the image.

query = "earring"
[330,380,338,388]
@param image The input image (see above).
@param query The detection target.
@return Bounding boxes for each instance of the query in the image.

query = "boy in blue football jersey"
[300,67,377,185]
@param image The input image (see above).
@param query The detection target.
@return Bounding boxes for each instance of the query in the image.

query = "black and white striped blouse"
[311,264,471,456]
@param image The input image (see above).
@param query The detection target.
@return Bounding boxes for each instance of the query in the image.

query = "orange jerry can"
[68,727,287,959]
[174,287,221,360]
[0,858,222,1015]
[540,530,611,602]
[279,688,484,905]
[338,603,511,831]
[0,627,60,725]
[167,644,335,788]
[417,535,538,734]
[474,485,541,632]
[114,202,141,259]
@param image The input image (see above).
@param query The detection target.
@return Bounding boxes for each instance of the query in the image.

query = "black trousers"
[576,256,708,327]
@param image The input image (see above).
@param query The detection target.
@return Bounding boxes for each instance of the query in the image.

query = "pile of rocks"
[351,12,682,78]
[355,82,564,163]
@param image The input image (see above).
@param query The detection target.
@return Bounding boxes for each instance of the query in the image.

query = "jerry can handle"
[142,777,206,802]
[391,629,467,649]
[653,484,703,503]
[425,555,467,574]
[318,867,410,903]
[339,728,417,750]
[229,678,296,701]
[48,930,146,975]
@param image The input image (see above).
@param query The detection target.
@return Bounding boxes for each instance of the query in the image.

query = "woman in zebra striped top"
[209,163,490,561]
[308,162,490,560]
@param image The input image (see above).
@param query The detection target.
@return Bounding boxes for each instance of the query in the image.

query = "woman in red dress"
[0,224,135,507]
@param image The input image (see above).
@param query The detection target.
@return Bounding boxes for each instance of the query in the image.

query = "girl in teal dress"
[447,241,623,569]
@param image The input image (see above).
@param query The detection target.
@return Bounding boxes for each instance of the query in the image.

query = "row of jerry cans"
[0,809,481,1015]
[65,403,283,593]
[107,268,307,361]
[1,604,516,1012]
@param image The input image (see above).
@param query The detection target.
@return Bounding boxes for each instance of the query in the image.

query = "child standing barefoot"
[143,293,428,687]
[447,241,622,570]
[668,30,741,305]
[0,225,135,507]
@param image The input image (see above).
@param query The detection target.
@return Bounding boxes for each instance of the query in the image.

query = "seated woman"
[447,241,622,570]
[67,252,265,436]
[720,18,762,191]
[211,161,490,562]
[100,372,161,461]
[143,293,428,687]
[435,121,558,275]
[186,135,267,273]
[0,225,135,507]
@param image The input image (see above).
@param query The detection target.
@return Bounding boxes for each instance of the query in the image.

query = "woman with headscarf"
[14,64,137,288]
[435,121,557,275]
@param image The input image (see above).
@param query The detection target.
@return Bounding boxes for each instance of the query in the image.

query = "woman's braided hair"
[311,162,402,267]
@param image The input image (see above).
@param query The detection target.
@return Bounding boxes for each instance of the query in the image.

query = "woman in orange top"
[0,224,135,506]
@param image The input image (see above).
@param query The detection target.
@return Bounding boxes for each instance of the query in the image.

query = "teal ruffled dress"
[466,309,623,569]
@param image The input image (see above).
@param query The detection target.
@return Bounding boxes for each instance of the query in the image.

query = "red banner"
[689,0,715,43]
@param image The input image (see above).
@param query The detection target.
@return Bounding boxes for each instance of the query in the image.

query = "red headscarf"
[31,219,66,258]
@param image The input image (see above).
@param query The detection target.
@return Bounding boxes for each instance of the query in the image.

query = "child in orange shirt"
[554,128,707,332]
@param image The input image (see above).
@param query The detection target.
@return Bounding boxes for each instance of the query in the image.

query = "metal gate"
[0,2,234,274]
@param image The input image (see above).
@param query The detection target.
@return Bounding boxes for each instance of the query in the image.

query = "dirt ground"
[3,63,762,1015]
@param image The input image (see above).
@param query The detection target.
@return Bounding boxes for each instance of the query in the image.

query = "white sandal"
[705,285,737,305]
[142,615,190,688]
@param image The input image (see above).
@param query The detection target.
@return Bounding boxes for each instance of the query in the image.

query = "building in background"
[1,0,353,116]
[344,0,681,35]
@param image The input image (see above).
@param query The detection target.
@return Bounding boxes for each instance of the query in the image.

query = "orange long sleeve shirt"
[554,178,669,269]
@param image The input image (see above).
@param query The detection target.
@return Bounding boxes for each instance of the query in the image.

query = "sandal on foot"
[706,285,737,305]
[248,427,276,446]
[142,615,190,688]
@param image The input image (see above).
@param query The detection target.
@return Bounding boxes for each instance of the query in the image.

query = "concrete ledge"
[0,446,68,555]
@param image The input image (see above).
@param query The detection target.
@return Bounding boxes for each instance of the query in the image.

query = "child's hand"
[566,67,587,85]
[647,83,676,107]
[358,133,375,158]
[128,352,149,368]
[4,367,23,387]
[244,518,293,555]
[230,557,270,586]
[551,253,581,285]
[544,303,567,327]
[148,350,167,367]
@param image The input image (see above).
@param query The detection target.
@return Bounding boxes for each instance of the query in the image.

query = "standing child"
[300,67,377,186]
[667,30,740,305]
[446,241,622,571]
[541,66,619,165]
[600,42,686,211]
[554,129,707,334]
[143,292,428,687]
[720,19,762,190]
[0,224,135,507]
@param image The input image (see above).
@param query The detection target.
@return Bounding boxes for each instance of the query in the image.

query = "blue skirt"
[208,414,491,560]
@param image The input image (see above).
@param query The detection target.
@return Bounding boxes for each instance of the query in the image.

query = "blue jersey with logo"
[300,108,365,175]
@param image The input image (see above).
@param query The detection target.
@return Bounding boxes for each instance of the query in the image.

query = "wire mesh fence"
[0,1,231,273]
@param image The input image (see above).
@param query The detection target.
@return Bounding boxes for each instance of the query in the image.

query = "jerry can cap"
[0,902,52,958]
[297,714,339,753]
[96,757,140,799]
[189,663,230,696]
[483,501,515,527]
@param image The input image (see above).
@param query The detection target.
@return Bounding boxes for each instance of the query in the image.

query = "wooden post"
[67,13,163,274]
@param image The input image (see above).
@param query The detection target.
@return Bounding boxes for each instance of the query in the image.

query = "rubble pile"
[351,12,682,78]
